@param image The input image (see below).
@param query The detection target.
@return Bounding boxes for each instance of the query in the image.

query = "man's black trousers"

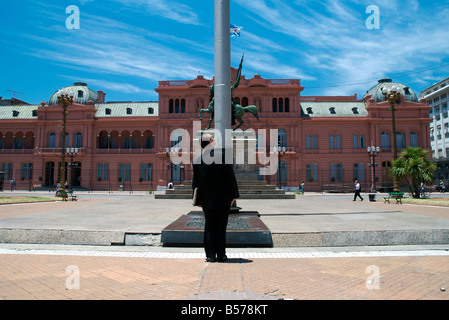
[203,208,230,260]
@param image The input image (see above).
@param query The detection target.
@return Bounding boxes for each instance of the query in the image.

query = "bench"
[58,190,78,201]
[384,192,404,204]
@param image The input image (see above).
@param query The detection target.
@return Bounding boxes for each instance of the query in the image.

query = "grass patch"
[401,197,449,207]
[0,196,57,204]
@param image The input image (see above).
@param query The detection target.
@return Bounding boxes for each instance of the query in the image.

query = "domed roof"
[365,79,419,103]
[49,82,98,105]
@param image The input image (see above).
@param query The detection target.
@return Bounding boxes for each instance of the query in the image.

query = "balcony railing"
[0,148,34,155]
[96,148,158,155]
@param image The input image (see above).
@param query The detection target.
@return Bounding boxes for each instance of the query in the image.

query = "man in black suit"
[192,133,239,262]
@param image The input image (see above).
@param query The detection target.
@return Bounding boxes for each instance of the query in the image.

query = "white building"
[419,77,449,181]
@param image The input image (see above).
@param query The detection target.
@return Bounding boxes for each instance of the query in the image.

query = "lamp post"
[382,85,401,192]
[367,146,380,192]
[57,89,74,194]
[274,142,286,189]
[66,147,79,190]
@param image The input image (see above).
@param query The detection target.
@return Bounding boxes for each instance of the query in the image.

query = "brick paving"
[0,250,448,300]
[1,191,449,301]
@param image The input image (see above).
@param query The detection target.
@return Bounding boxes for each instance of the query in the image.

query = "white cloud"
[20,11,212,83]
[112,0,200,25]
[234,0,449,95]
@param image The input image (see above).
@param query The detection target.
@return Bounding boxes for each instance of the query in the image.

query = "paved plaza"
[0,190,448,301]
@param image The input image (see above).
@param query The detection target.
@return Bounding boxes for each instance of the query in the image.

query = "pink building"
[0,75,430,192]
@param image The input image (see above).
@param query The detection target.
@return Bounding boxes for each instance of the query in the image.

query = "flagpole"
[214,0,231,148]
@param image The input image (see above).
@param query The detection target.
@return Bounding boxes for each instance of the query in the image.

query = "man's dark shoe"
[206,257,216,262]
[217,255,228,263]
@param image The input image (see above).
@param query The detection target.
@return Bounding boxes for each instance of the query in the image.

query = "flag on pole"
[230,24,242,37]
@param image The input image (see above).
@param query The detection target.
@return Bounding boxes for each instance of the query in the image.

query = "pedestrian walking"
[353,180,363,201]
[10,179,15,192]
[192,133,240,263]
[440,179,446,193]
[299,181,305,194]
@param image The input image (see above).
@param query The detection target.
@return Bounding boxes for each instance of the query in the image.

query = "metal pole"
[214,0,231,148]
[391,101,400,192]
[60,105,67,193]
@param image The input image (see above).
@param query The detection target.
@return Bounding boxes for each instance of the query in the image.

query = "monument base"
[161,211,272,247]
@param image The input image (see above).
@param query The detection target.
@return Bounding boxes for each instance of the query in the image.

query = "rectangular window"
[353,163,365,181]
[306,135,311,149]
[140,163,153,181]
[306,163,312,181]
[336,163,342,182]
[336,135,341,149]
[330,163,343,181]
[119,163,131,181]
[353,135,358,149]
[312,135,318,149]
[96,163,109,181]
[1,163,13,180]
[306,163,319,181]
[353,163,359,180]
[313,163,318,181]
[21,163,33,180]
[359,135,365,149]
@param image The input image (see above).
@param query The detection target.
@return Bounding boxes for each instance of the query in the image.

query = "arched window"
[396,131,405,149]
[306,134,318,149]
[175,99,180,114]
[61,133,69,148]
[330,134,341,149]
[98,131,108,149]
[75,132,83,148]
[410,131,418,147]
[181,99,186,113]
[278,129,287,147]
[48,133,56,148]
[381,132,390,148]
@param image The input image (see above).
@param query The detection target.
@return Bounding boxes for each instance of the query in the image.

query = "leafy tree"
[391,147,436,198]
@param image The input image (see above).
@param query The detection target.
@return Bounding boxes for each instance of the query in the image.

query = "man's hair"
[201,134,213,149]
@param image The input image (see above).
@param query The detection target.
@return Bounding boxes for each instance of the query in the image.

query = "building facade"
[0,74,431,192]
[419,77,449,182]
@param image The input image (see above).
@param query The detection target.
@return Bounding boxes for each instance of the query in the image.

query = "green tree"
[391,147,436,198]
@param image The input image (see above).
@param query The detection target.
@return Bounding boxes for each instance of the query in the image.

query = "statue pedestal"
[232,130,258,181]
[161,211,272,247]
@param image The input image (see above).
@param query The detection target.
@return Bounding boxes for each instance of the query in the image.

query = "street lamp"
[274,142,286,189]
[57,89,74,194]
[66,147,79,190]
[382,85,401,192]
[367,146,380,192]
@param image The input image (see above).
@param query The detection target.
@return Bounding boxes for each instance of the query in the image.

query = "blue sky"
[1,0,449,104]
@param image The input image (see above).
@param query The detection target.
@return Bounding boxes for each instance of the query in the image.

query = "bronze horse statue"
[199,56,260,130]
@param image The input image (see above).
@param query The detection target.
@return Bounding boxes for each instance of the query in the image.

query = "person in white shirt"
[353,180,363,201]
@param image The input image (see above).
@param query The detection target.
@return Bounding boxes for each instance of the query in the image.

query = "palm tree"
[391,147,436,198]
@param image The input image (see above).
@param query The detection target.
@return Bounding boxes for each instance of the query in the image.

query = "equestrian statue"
[199,55,260,130]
